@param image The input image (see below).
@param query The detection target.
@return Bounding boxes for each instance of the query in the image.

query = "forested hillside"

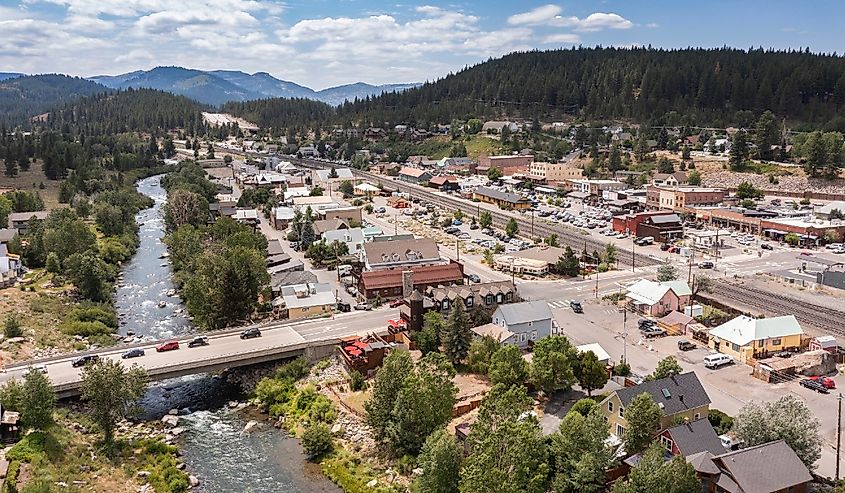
[45,88,207,136]
[334,47,845,129]
[221,97,334,131]
[0,75,107,125]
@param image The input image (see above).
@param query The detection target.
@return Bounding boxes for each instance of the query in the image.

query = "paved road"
[3,309,393,388]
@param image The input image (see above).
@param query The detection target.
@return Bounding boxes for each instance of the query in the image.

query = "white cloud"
[565,13,633,32]
[114,48,154,64]
[543,33,581,44]
[507,4,562,26]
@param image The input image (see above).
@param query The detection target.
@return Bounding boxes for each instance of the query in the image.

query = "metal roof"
[709,315,803,347]
[495,300,552,326]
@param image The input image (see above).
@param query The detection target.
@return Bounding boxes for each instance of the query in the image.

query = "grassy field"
[463,134,504,159]
[0,160,63,210]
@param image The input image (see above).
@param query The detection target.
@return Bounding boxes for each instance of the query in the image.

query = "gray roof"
[665,419,724,457]
[649,213,682,225]
[0,228,15,243]
[8,211,48,223]
[713,440,812,493]
[474,186,530,204]
[267,239,285,257]
[271,270,318,290]
[364,237,440,265]
[495,300,552,326]
[615,372,710,417]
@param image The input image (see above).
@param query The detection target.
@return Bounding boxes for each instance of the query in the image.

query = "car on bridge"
[156,340,180,352]
[23,365,48,377]
[121,348,145,359]
[240,328,262,340]
[71,354,100,367]
[188,336,209,348]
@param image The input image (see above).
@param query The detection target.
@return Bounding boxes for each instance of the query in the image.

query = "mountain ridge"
[87,66,419,106]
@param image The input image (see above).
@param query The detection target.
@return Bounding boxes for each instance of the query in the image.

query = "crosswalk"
[547,300,572,309]
[545,299,621,316]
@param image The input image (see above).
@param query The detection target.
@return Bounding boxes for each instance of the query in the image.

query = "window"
[528,321,533,327]
[616,424,625,437]
[770,338,781,346]
[531,330,537,340]
[497,293,503,303]
[660,435,673,451]
[506,292,513,301]
[619,407,624,418]
[442,300,450,310]
[466,296,474,307]
[694,413,701,420]
[731,343,740,351]
[486,294,493,305]
[608,401,614,413]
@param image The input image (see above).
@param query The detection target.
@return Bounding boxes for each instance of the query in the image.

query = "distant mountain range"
[0,74,106,125]
[87,66,419,106]
[0,73,24,81]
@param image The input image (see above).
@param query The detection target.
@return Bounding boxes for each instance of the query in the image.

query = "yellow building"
[707,315,804,363]
[599,372,711,439]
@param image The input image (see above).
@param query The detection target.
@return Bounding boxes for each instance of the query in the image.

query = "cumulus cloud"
[543,33,581,44]
[509,5,633,32]
[507,4,562,26]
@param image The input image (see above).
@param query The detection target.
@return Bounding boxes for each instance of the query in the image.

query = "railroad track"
[297,158,661,268]
[715,281,844,334]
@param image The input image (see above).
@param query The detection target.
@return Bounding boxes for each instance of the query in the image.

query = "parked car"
[240,328,262,339]
[677,340,696,351]
[698,261,715,269]
[810,376,837,389]
[374,207,386,213]
[481,228,493,236]
[121,348,145,359]
[336,302,351,312]
[773,350,792,358]
[346,286,358,296]
[760,243,773,250]
[569,301,583,313]
[800,378,830,394]
[389,298,405,308]
[635,236,654,246]
[188,336,209,348]
[156,340,180,352]
[703,353,733,369]
[452,219,463,226]
[469,222,479,230]
[457,232,471,240]
[71,354,100,368]
[443,226,460,234]
[638,318,656,329]
[354,302,372,311]
[641,326,666,338]
[467,273,481,283]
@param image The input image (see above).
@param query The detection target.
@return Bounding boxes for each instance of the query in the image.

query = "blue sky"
[0,0,842,89]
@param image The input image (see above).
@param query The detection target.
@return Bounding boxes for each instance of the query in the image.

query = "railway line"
[296,158,661,268]
[715,281,844,335]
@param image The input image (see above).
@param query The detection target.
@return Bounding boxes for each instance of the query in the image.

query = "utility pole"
[632,236,636,272]
[595,266,599,299]
[531,210,535,239]
[456,239,460,262]
[714,228,720,271]
[622,304,628,364]
[687,247,695,284]
[838,393,843,480]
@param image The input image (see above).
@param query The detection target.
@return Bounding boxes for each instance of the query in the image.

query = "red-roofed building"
[428,175,460,191]
[358,262,464,300]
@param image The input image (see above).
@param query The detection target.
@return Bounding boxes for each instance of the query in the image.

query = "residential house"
[652,171,688,187]
[278,283,336,320]
[657,418,724,459]
[208,201,236,222]
[612,132,633,144]
[320,206,362,225]
[271,206,295,230]
[291,195,339,212]
[474,300,553,349]
[658,310,696,336]
[625,279,692,317]
[575,343,611,366]
[482,121,519,134]
[314,167,354,183]
[270,270,318,296]
[353,182,380,197]
[428,175,460,191]
[708,315,804,363]
[358,262,464,300]
[691,440,812,493]
[323,227,366,260]
[313,218,349,238]
[338,334,390,377]
[233,208,259,226]
[600,372,711,439]
[493,246,567,275]
[472,186,532,210]
[363,237,445,271]
[8,211,48,235]
[397,167,432,184]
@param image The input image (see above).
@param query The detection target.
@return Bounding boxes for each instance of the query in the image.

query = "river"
[118,175,340,493]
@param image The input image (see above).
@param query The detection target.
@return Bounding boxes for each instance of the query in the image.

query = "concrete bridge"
[2,310,392,398]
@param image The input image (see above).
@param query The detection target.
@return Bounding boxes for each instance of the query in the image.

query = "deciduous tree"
[551,408,614,493]
[21,369,55,430]
[413,429,461,493]
[732,395,821,468]
[490,344,529,387]
[80,359,148,450]
[365,350,413,442]
[649,356,683,380]
[576,350,608,396]
[530,335,577,394]
[656,264,677,282]
[623,393,662,454]
[611,442,700,493]
[467,335,499,375]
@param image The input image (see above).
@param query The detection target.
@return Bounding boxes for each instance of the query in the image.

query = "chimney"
[402,270,414,298]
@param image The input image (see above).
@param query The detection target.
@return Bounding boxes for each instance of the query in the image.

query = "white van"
[704,353,733,369]
[337,264,353,276]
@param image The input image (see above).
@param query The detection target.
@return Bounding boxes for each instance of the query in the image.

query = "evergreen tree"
[729,130,749,170]
[413,429,462,493]
[365,350,414,442]
[556,246,580,277]
[442,299,472,365]
[489,345,529,387]
[576,350,609,396]
[755,110,779,160]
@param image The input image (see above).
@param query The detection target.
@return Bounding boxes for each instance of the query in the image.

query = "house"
[600,372,711,439]
[314,167,354,183]
[658,310,695,336]
[320,206,362,225]
[233,208,259,226]
[625,279,692,316]
[472,186,532,210]
[493,246,567,275]
[692,440,813,493]
[386,196,412,209]
[708,315,804,363]
[652,171,688,187]
[313,218,349,237]
[425,281,516,315]
[657,418,724,459]
[271,207,295,230]
[636,213,685,242]
[397,167,432,184]
[353,182,380,197]
[298,145,319,157]
[278,283,336,320]
[358,262,464,301]
[482,300,553,349]
[292,195,338,212]
[0,404,19,443]
[428,175,460,191]
[482,121,519,134]
[363,237,444,271]
[323,227,366,260]
[270,270,318,295]
[8,211,48,235]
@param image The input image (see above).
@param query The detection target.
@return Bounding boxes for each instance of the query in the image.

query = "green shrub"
[6,432,62,464]
[301,423,333,459]
[254,377,296,409]
[349,371,366,392]
[3,461,20,493]
[308,395,338,424]
[613,362,631,376]
[4,316,23,339]
[708,409,734,435]
[65,304,118,329]
[276,357,310,381]
[60,320,112,337]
